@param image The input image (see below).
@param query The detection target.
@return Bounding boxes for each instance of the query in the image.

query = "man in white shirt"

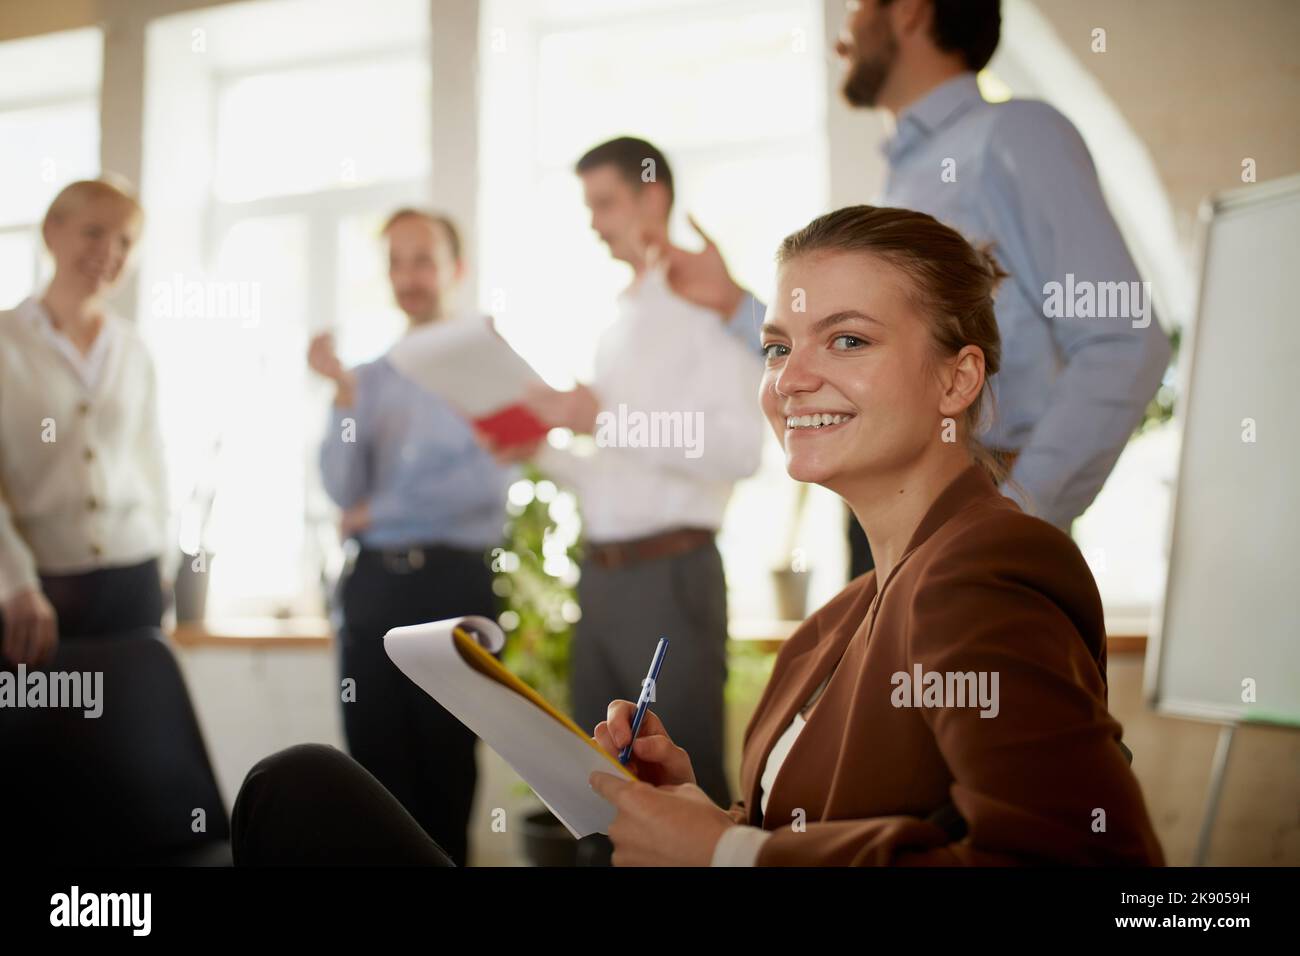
[515,137,765,816]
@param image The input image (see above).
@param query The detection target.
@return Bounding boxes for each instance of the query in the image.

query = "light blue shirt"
[729,73,1171,529]
[319,355,513,550]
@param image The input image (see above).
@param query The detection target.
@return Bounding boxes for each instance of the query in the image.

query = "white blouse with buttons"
[0,296,168,601]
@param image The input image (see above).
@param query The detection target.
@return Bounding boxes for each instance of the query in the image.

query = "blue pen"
[619,637,668,764]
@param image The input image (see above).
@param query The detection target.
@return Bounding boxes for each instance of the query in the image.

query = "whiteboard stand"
[1143,173,1300,866]
[1193,723,1236,866]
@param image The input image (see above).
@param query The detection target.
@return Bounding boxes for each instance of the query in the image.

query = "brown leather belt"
[584,527,715,570]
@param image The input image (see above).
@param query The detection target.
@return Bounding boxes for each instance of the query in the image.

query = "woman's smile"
[784,411,857,435]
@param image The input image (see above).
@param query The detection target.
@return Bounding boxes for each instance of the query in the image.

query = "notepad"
[383,616,635,839]
[386,315,550,447]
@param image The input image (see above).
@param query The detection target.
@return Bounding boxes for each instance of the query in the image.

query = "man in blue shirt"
[834,0,1171,533]
[671,0,1171,565]
[308,209,512,866]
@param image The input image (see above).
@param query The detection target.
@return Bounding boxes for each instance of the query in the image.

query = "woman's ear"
[938,345,986,419]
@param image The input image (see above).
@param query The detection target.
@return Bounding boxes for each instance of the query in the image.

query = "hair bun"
[975,242,1009,291]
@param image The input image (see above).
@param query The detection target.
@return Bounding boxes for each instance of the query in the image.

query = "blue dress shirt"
[320,355,513,550]
[729,73,1171,529]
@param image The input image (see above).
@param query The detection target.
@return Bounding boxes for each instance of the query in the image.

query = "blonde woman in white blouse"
[0,178,167,666]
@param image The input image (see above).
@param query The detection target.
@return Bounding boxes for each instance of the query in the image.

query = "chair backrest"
[0,627,230,864]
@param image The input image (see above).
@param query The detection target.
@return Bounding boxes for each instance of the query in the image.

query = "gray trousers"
[571,540,731,808]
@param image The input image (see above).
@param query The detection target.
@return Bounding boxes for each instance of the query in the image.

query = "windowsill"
[171,615,1149,655]
[171,617,333,649]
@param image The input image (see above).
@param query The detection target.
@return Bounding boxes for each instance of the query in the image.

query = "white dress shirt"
[536,264,765,541]
[0,296,168,601]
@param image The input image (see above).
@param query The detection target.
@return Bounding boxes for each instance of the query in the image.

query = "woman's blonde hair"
[776,204,1010,486]
[42,175,144,241]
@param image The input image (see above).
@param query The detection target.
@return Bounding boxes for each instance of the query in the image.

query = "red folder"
[386,314,552,449]
[473,403,550,448]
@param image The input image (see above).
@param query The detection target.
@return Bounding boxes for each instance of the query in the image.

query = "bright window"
[0,27,102,309]
[479,0,837,621]
[214,59,431,203]
[141,0,432,617]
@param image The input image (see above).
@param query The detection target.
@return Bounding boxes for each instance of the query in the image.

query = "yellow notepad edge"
[452,626,636,780]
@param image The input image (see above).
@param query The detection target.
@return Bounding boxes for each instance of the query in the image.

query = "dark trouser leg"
[574,544,731,808]
[570,584,625,740]
[652,544,730,809]
[402,682,478,867]
[231,743,454,865]
[338,615,420,830]
[569,575,627,867]
[405,547,495,867]
[337,546,495,867]
[847,507,875,579]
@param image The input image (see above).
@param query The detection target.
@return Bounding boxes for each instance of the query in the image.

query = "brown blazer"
[727,464,1165,866]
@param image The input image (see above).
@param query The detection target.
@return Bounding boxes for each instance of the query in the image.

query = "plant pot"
[174,548,214,623]
[519,807,578,867]
[771,567,810,621]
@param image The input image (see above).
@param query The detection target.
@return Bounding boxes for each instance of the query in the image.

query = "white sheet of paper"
[384,616,628,839]
[386,315,545,418]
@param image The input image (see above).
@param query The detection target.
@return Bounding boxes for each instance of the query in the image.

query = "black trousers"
[0,558,164,641]
[232,743,454,865]
[571,542,731,808]
[335,544,496,867]
[847,509,875,579]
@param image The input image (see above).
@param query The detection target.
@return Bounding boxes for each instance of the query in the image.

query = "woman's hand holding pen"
[589,772,736,866]
[590,700,737,865]
[593,700,696,787]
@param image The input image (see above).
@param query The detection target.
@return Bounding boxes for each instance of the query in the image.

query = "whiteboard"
[1145,173,1300,726]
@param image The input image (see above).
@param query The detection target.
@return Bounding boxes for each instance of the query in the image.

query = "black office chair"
[0,627,232,865]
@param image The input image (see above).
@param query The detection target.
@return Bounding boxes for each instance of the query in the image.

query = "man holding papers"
[308,209,512,867]
[513,137,766,815]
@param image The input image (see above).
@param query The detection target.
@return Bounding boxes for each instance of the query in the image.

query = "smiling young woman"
[587,205,1164,866]
[229,206,1165,868]
[759,203,1008,584]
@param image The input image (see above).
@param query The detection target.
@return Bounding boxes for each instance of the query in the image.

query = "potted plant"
[493,463,585,865]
